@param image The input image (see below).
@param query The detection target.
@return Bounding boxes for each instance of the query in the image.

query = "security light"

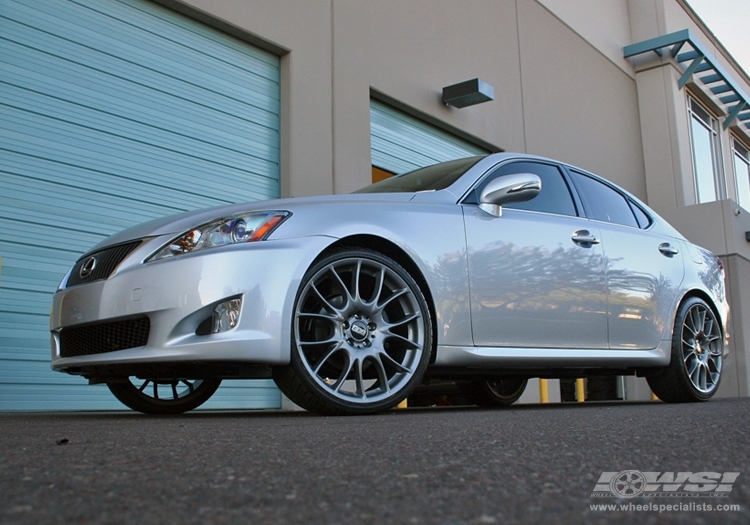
[442,78,494,108]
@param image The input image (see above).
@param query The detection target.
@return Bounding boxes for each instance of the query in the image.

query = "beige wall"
[628,0,750,208]
[517,0,645,196]
[624,1,750,402]
[330,0,525,193]
[167,0,749,206]
[538,0,633,75]
[173,0,647,197]
[331,0,642,197]
[724,255,750,396]
[660,201,750,398]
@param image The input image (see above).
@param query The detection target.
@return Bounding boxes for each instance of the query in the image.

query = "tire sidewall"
[288,248,433,414]
[107,378,222,415]
[480,377,528,406]
[670,297,722,401]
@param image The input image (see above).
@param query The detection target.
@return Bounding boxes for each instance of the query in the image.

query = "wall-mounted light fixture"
[442,78,494,108]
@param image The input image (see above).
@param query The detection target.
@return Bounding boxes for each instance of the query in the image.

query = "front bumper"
[51,235,333,376]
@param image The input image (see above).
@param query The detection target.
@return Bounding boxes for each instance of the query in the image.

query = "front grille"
[60,316,150,358]
[66,241,142,288]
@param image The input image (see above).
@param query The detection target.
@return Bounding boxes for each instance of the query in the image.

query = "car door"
[567,169,684,350]
[463,161,609,349]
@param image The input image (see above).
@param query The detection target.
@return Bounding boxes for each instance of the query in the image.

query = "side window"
[478,162,577,216]
[629,201,652,229]
[571,171,638,228]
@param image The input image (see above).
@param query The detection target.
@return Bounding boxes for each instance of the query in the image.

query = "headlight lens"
[149,210,290,261]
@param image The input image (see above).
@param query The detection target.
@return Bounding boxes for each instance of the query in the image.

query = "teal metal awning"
[624,29,750,133]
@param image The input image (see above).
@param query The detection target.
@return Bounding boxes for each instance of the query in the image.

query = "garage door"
[0,0,281,410]
[370,100,488,175]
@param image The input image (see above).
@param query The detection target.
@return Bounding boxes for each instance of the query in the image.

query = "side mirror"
[479,173,542,216]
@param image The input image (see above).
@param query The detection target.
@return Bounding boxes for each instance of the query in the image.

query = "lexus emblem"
[79,256,98,279]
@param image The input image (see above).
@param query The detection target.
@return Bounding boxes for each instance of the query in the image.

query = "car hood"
[91,192,433,251]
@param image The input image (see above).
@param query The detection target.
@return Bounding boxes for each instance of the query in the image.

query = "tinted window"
[476,162,577,216]
[572,171,638,227]
[630,201,652,229]
[355,156,483,193]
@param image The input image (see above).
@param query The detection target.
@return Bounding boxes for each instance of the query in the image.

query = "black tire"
[475,377,527,406]
[647,297,723,402]
[273,248,433,415]
[107,377,221,414]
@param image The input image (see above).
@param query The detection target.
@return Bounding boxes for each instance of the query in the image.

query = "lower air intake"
[60,316,150,358]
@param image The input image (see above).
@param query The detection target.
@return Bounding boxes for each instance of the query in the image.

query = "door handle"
[571,230,600,246]
[659,243,679,257]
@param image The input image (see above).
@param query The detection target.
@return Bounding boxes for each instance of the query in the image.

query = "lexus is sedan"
[50,153,729,415]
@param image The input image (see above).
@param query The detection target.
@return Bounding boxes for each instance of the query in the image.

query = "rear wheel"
[107,377,221,414]
[274,249,432,415]
[475,378,527,406]
[647,297,723,402]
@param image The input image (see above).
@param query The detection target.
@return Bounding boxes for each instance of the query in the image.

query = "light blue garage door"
[0,0,281,410]
[370,100,489,174]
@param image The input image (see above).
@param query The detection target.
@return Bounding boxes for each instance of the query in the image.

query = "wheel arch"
[674,289,725,338]
[647,288,726,402]
[314,234,439,363]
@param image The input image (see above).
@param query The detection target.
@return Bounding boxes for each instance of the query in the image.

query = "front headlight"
[148,210,290,262]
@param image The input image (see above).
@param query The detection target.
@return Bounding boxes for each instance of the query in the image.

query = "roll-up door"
[370,100,488,176]
[0,0,281,410]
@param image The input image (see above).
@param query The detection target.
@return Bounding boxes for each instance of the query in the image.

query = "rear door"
[567,169,684,350]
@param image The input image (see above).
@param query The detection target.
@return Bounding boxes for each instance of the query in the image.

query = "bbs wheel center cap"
[349,320,369,341]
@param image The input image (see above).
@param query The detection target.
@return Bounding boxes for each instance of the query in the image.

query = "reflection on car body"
[50,153,729,415]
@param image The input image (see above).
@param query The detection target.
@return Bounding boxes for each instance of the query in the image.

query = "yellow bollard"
[651,391,659,401]
[539,379,549,403]
[576,378,586,402]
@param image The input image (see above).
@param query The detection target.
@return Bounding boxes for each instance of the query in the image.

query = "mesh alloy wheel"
[679,302,723,394]
[647,297,723,402]
[107,377,221,414]
[274,249,432,415]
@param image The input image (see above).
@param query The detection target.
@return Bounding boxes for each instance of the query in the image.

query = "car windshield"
[354,156,485,194]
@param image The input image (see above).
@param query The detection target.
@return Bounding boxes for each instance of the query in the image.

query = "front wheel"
[274,249,433,415]
[107,377,221,414]
[647,297,723,402]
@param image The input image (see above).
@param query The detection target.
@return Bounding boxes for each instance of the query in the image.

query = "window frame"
[732,136,750,211]
[565,168,649,229]
[462,159,582,218]
[687,95,725,204]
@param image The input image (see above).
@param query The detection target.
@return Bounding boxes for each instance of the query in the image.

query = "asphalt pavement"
[1,398,748,525]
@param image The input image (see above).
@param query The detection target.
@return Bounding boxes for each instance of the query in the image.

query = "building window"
[688,97,723,203]
[733,138,750,211]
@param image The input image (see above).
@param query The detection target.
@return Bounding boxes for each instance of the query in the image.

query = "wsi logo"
[591,471,740,498]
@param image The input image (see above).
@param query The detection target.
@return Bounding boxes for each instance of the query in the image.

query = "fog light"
[212,299,242,333]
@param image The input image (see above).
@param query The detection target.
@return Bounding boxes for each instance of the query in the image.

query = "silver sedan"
[50,153,729,414]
